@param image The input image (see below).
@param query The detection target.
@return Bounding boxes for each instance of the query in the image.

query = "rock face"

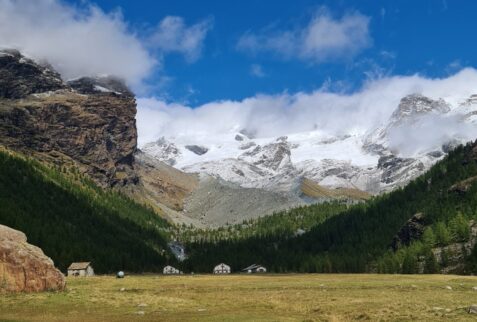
[142,137,181,166]
[431,220,477,274]
[0,224,65,292]
[391,213,426,251]
[448,176,477,195]
[388,94,450,125]
[241,137,292,172]
[377,155,425,185]
[185,145,209,156]
[0,50,138,187]
[67,76,133,97]
[0,49,65,99]
[0,49,203,222]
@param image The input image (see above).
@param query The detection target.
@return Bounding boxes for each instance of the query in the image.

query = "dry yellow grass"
[301,178,371,201]
[1,274,477,321]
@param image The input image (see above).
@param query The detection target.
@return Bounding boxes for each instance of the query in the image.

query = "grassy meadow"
[1,274,477,321]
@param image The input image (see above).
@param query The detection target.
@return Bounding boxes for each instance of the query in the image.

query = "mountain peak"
[390,94,450,125]
[0,49,64,99]
[67,76,133,97]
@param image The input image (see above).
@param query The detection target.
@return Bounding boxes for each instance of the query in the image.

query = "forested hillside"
[174,201,347,243]
[184,141,477,274]
[3,139,477,275]
[0,149,174,273]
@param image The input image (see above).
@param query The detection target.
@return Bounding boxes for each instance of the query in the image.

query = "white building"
[163,265,181,275]
[213,263,231,274]
[67,262,94,277]
[242,264,267,273]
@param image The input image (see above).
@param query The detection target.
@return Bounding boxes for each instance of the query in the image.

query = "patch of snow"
[141,94,477,194]
[94,85,112,92]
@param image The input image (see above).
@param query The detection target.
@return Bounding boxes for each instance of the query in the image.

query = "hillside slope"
[184,140,477,274]
[0,149,173,273]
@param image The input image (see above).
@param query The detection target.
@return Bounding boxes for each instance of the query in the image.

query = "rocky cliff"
[0,49,137,187]
[0,224,65,292]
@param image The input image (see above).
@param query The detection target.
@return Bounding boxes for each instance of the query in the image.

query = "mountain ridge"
[2,48,477,229]
[143,92,477,199]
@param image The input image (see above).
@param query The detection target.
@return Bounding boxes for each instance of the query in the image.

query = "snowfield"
[141,93,477,195]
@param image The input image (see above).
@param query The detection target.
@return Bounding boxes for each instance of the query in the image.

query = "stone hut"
[67,262,94,277]
[163,265,181,275]
[213,263,231,274]
[242,264,267,273]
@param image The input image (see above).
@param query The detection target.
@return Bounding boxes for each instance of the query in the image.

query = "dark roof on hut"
[242,264,264,271]
[68,262,91,270]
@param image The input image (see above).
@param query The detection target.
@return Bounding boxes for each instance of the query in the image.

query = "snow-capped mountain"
[142,93,477,197]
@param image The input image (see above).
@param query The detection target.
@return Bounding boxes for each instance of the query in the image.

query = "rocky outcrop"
[240,136,293,172]
[185,145,208,156]
[0,49,65,99]
[389,94,450,126]
[378,155,425,185]
[67,76,133,97]
[448,176,477,195]
[391,213,426,251]
[0,224,65,292]
[142,138,182,166]
[0,50,138,187]
[0,49,205,222]
[431,221,477,274]
[234,134,245,141]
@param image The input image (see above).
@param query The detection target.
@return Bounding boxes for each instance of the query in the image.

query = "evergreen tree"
[402,251,417,274]
[423,251,439,274]
[435,222,451,246]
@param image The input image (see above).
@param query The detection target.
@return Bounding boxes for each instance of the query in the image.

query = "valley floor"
[1,274,477,321]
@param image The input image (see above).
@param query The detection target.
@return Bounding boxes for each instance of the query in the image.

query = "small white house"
[67,262,94,277]
[213,263,231,274]
[163,265,181,275]
[242,264,267,273]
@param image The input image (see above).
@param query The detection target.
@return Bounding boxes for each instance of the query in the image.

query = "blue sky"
[2,0,477,146]
[58,0,475,105]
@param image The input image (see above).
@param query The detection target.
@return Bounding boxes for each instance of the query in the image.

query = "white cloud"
[137,69,477,154]
[388,114,477,157]
[250,64,266,77]
[0,0,154,87]
[237,8,371,63]
[149,16,213,63]
[445,59,463,74]
[0,0,212,90]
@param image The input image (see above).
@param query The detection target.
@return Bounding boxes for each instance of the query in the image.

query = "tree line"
[183,141,477,274]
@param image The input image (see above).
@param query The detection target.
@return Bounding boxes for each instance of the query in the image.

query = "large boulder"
[0,224,65,292]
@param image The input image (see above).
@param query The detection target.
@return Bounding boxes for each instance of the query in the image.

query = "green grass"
[1,274,477,321]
